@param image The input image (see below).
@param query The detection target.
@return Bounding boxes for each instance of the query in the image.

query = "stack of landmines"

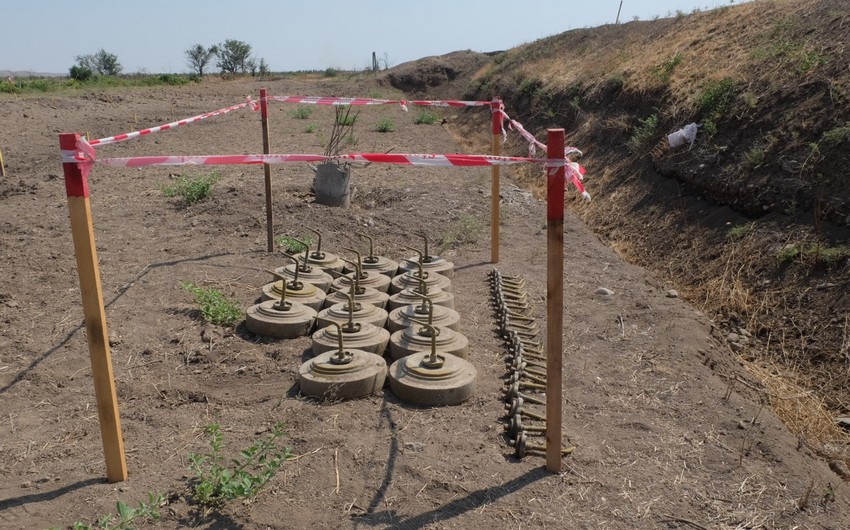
[489,269,560,459]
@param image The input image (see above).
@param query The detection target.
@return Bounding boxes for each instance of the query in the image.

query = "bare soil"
[1,74,849,529]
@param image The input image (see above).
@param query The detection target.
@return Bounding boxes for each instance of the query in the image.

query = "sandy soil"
[1,76,849,529]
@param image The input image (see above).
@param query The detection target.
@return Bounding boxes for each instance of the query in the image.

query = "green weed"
[372,118,395,133]
[438,214,483,253]
[743,146,766,169]
[697,78,736,135]
[628,113,659,153]
[822,123,850,145]
[188,423,291,512]
[777,243,801,263]
[336,109,357,126]
[653,52,683,84]
[180,281,242,328]
[161,171,220,205]
[289,106,314,119]
[726,223,754,240]
[49,493,164,530]
[275,235,314,253]
[304,123,317,133]
[413,109,439,125]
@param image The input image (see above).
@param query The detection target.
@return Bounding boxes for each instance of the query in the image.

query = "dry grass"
[745,359,850,465]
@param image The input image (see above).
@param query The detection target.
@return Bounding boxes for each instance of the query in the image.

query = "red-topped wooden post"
[490,97,502,263]
[260,88,275,252]
[545,128,565,473]
[59,133,128,482]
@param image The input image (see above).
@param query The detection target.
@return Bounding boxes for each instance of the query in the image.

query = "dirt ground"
[1,76,849,529]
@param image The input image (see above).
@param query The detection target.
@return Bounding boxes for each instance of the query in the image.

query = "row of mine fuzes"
[489,269,575,459]
[243,231,478,405]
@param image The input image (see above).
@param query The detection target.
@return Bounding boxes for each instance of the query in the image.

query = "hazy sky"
[4,0,747,74]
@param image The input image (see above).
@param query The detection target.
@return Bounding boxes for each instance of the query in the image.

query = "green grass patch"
[372,118,395,133]
[336,110,357,126]
[438,214,483,253]
[304,123,317,133]
[726,223,754,240]
[822,123,850,145]
[413,109,439,125]
[180,281,242,328]
[289,106,314,119]
[653,52,683,84]
[161,171,220,205]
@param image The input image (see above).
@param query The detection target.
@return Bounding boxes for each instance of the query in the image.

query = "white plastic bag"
[667,123,699,149]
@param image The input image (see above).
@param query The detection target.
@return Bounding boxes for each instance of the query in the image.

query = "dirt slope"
[388,0,850,470]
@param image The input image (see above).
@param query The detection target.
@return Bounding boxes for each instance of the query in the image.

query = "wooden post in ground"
[545,128,565,473]
[0,146,6,177]
[490,98,502,263]
[260,88,274,252]
[59,133,128,483]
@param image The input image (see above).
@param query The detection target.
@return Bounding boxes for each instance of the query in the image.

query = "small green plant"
[274,234,314,253]
[777,243,801,263]
[438,214,483,253]
[822,123,850,145]
[519,77,544,99]
[743,146,766,169]
[726,223,754,240]
[324,67,338,77]
[161,171,220,205]
[289,106,314,119]
[373,118,395,133]
[413,109,439,125]
[628,113,659,153]
[697,78,736,136]
[653,52,683,84]
[304,123,317,133]
[343,133,357,147]
[180,281,242,327]
[336,109,357,126]
[50,493,164,530]
[189,423,291,512]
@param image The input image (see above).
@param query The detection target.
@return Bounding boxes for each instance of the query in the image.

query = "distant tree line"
[67,40,268,81]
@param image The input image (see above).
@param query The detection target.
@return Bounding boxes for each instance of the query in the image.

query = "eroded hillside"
[384,0,850,464]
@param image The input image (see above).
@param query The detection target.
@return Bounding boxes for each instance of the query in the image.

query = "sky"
[3,0,749,75]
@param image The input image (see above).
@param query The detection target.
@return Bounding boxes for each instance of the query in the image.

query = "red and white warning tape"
[88,97,257,147]
[267,95,490,112]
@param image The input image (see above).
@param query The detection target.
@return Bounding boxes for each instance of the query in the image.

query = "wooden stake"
[545,128,565,473]
[490,98,502,264]
[0,146,6,177]
[59,133,128,483]
[260,88,274,252]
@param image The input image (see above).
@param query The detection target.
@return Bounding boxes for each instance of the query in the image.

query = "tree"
[258,58,269,77]
[94,48,122,76]
[73,48,122,77]
[185,44,218,77]
[216,40,252,74]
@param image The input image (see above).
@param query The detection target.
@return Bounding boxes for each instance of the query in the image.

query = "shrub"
[304,123,317,133]
[161,171,220,205]
[653,52,683,84]
[180,282,242,328]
